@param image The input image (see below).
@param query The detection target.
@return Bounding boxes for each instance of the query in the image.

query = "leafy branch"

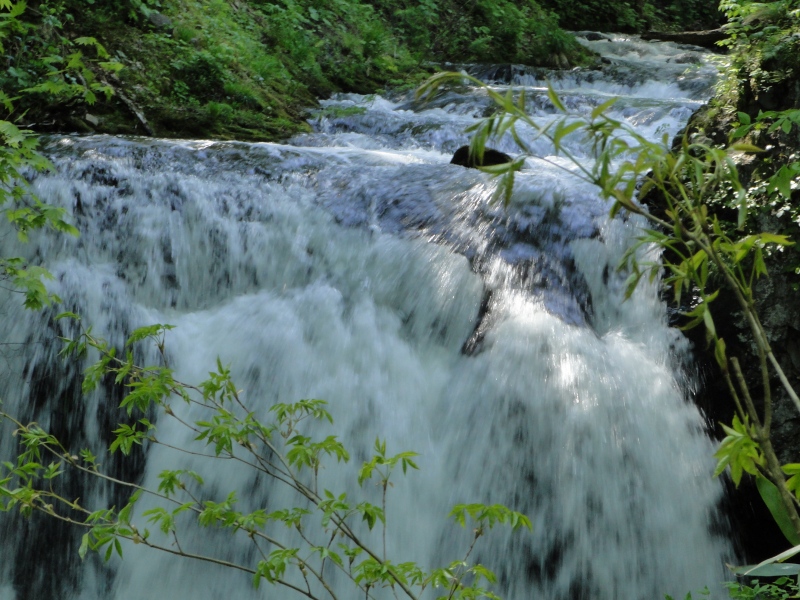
[1,320,531,599]
[418,71,800,546]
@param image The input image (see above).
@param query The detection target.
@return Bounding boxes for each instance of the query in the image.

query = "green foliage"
[258,0,410,92]
[537,0,643,32]
[720,0,800,52]
[3,0,599,139]
[0,322,532,599]
[756,476,800,546]
[647,0,722,31]
[449,504,532,532]
[714,416,763,485]
[358,438,419,485]
[0,2,114,311]
[732,561,800,578]
[726,576,800,600]
[725,106,800,278]
[732,109,800,141]
[0,2,121,121]
[664,587,710,600]
[171,51,226,102]
[369,0,589,65]
[536,0,721,33]
[728,546,800,598]
[694,0,800,299]
[716,0,800,132]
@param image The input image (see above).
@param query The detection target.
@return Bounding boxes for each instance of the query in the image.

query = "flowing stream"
[0,34,732,599]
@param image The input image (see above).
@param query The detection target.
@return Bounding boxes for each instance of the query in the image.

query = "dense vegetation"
[1,0,596,140]
[1,0,728,142]
[696,0,800,258]
[538,0,723,33]
[684,0,800,452]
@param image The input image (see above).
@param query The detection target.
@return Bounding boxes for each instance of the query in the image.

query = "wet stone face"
[449,145,513,168]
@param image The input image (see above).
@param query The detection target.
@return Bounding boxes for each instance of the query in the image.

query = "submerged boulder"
[450,145,512,169]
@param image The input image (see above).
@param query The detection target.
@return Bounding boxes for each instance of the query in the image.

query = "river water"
[0,34,731,599]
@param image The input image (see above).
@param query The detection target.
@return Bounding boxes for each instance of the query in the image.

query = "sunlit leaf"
[756,476,800,546]
[591,97,618,119]
[547,86,566,112]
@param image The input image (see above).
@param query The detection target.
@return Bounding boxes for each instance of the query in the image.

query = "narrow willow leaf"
[503,87,514,111]
[753,246,768,278]
[553,121,583,148]
[55,311,80,321]
[732,563,800,577]
[714,338,727,370]
[730,143,763,153]
[623,272,643,300]
[703,308,716,346]
[748,544,800,568]
[546,86,566,112]
[591,97,618,119]
[756,477,800,546]
[737,188,747,229]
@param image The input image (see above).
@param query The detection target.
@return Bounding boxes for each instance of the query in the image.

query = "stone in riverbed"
[450,145,512,169]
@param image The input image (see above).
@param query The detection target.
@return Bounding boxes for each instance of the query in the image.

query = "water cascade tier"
[0,34,731,600]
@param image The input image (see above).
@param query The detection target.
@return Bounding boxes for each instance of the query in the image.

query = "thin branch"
[731,357,764,433]
[721,362,748,423]
[151,438,234,461]
[447,529,482,600]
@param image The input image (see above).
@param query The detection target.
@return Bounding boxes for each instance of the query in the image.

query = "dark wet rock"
[450,145,512,169]
[669,52,703,64]
[462,289,494,355]
[148,11,173,32]
[576,32,611,42]
[641,29,728,51]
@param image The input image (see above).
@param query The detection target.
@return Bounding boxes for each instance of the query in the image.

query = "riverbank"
[3,0,732,142]
[4,0,597,141]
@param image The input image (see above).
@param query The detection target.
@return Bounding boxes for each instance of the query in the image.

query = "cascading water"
[0,34,732,599]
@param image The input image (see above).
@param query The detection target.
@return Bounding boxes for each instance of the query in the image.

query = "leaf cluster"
[369,0,589,65]
[536,0,722,33]
[726,576,800,600]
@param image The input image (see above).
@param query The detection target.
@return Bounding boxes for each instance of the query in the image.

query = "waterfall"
[0,35,732,599]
